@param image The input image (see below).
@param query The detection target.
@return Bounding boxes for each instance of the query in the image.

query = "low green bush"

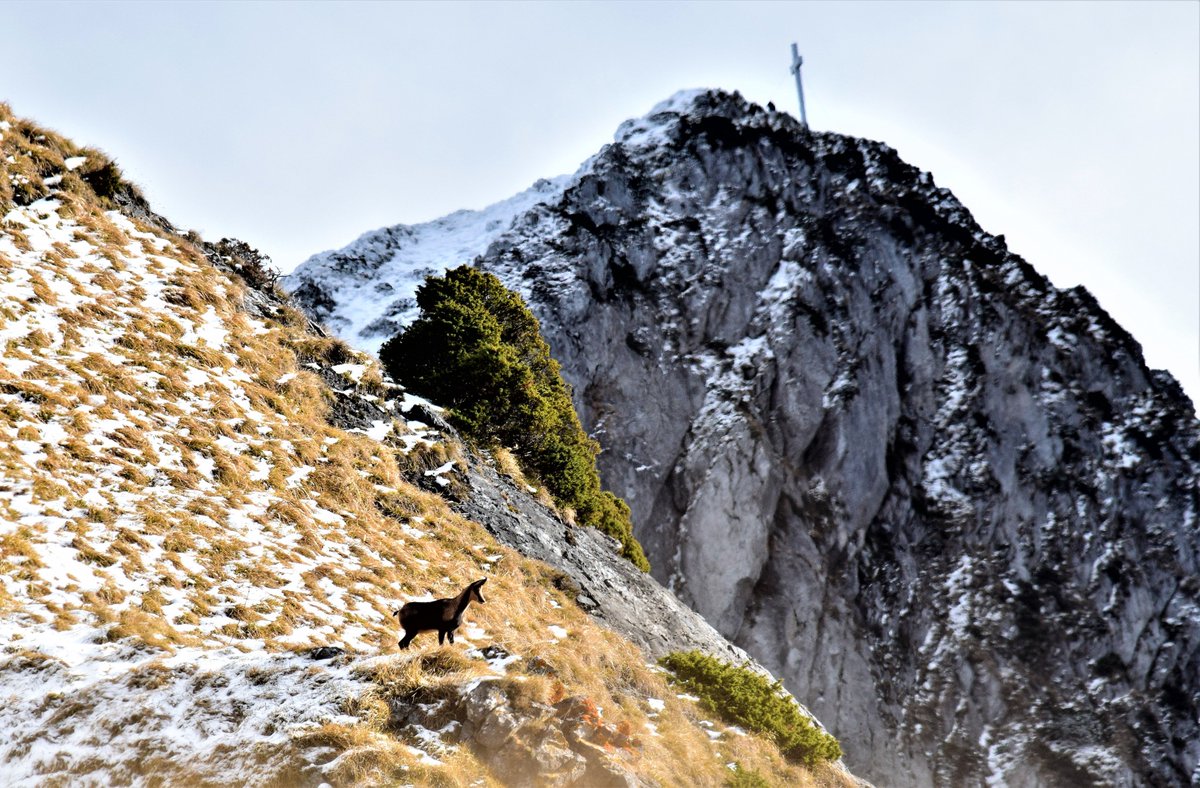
[659,650,841,766]
[381,265,649,571]
[724,763,772,788]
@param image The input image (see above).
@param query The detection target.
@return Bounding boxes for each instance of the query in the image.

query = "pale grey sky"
[4,1,1197,403]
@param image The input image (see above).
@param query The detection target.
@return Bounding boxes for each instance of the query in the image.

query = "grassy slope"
[0,104,853,787]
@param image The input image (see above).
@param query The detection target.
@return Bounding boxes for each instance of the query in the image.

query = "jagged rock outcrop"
[285,90,1200,786]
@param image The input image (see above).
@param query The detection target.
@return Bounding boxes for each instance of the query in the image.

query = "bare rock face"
[454,457,777,669]
[285,90,1200,786]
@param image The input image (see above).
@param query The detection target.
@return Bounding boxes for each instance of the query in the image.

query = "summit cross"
[790,43,808,128]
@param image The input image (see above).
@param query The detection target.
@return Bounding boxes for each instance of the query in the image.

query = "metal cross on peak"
[790,43,809,128]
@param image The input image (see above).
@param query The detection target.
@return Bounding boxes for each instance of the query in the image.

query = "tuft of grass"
[290,335,359,367]
[104,608,186,648]
[1,530,44,568]
[71,535,117,567]
[293,721,450,786]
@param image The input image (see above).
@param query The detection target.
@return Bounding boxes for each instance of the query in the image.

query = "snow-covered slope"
[0,123,457,782]
[286,176,570,355]
[0,103,856,787]
[0,190,399,781]
[287,89,1200,786]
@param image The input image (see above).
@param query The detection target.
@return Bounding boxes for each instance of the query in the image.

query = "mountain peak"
[286,85,1200,786]
[612,88,732,149]
[611,88,813,156]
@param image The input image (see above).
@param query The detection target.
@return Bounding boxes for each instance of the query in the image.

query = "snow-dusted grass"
[0,630,376,785]
[0,195,459,660]
[0,145,495,781]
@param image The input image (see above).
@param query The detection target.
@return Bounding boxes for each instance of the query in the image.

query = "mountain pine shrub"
[658,650,842,766]
[380,265,649,571]
[724,763,772,788]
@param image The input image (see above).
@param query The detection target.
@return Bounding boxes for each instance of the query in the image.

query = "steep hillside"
[287,90,1200,786]
[0,104,856,787]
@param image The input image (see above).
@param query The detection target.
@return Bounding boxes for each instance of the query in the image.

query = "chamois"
[393,578,487,648]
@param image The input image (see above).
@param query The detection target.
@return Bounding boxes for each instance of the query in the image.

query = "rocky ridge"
[0,103,854,786]
[286,90,1200,786]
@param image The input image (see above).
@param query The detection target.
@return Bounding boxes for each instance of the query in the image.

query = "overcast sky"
[4,1,1197,404]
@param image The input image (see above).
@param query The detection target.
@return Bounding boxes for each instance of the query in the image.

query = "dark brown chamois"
[392,578,486,648]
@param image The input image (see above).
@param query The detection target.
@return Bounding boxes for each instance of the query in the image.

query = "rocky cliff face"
[285,90,1200,786]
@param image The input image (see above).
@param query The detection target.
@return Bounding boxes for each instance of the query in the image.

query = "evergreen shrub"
[380,265,649,571]
[724,763,772,788]
[658,650,842,766]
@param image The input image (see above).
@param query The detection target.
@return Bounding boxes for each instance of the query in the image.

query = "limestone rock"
[476,707,522,751]
[463,681,506,726]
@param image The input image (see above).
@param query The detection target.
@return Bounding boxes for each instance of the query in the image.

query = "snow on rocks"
[613,88,709,151]
[330,362,369,382]
[282,176,572,356]
[423,460,458,487]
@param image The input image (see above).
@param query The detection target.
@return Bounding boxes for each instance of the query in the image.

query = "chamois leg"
[399,631,415,649]
[438,630,446,645]
[447,630,455,644]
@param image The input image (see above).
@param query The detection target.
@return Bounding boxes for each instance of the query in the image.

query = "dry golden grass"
[490,446,561,514]
[294,720,482,787]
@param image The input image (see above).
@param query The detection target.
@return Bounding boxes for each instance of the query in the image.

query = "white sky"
[4,1,1197,404]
